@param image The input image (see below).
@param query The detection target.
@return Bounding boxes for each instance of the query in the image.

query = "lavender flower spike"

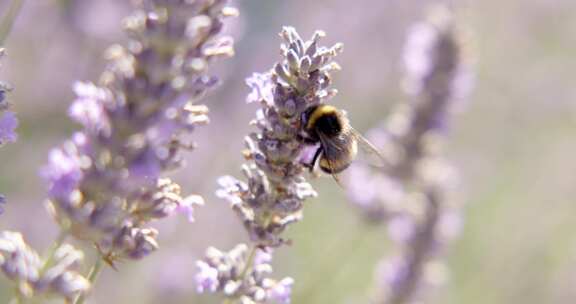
[0,48,18,217]
[199,27,342,303]
[0,48,18,146]
[43,0,236,262]
[0,231,90,300]
[380,7,469,304]
[217,26,342,247]
[346,5,473,304]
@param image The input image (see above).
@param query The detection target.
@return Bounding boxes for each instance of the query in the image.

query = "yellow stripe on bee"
[306,105,339,130]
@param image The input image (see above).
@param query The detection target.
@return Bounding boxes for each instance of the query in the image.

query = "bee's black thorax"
[303,104,343,141]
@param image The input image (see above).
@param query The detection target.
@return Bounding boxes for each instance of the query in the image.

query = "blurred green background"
[1,0,576,303]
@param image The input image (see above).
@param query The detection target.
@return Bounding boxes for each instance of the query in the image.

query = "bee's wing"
[349,127,392,171]
[316,131,345,187]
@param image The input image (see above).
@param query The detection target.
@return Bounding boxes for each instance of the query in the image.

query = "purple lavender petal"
[0,111,18,145]
[246,72,274,104]
[177,195,204,222]
[68,82,110,134]
[195,261,219,293]
[42,147,83,200]
[0,194,5,215]
[268,277,294,304]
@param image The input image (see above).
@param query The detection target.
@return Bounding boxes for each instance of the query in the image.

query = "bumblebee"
[301,104,386,176]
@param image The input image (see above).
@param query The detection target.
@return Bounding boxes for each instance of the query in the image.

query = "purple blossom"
[0,110,17,145]
[43,144,83,200]
[377,257,409,293]
[177,195,205,222]
[403,22,437,96]
[215,175,247,206]
[254,248,273,265]
[195,260,219,293]
[195,245,293,303]
[387,216,415,244]
[268,277,294,304]
[0,231,89,300]
[246,72,275,104]
[0,195,5,215]
[68,82,111,134]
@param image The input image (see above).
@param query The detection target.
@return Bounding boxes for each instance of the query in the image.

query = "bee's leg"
[306,147,323,173]
[301,147,321,172]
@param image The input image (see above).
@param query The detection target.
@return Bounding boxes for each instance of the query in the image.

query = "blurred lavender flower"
[196,244,294,303]
[0,195,5,215]
[0,48,17,218]
[0,48,17,146]
[42,0,236,263]
[345,6,473,304]
[0,231,89,300]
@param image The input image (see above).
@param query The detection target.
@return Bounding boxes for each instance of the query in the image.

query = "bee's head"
[304,104,345,137]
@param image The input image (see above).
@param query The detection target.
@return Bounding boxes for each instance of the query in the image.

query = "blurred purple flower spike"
[43,0,237,263]
[0,49,17,146]
[0,195,5,215]
[345,5,473,304]
[0,49,17,219]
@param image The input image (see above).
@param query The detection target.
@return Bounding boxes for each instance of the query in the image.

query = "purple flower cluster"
[196,244,294,303]
[217,27,342,248]
[43,0,236,262]
[0,48,17,224]
[0,231,89,300]
[199,27,342,302]
[0,48,15,216]
[345,6,473,304]
[0,48,18,146]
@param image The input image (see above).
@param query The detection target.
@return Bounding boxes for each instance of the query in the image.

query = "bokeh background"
[1,0,576,303]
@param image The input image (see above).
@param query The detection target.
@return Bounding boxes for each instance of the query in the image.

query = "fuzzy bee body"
[317,129,358,173]
[302,104,359,174]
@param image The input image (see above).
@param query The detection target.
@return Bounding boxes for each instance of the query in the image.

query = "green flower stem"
[222,245,258,304]
[73,256,104,304]
[239,245,257,280]
[40,230,68,273]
